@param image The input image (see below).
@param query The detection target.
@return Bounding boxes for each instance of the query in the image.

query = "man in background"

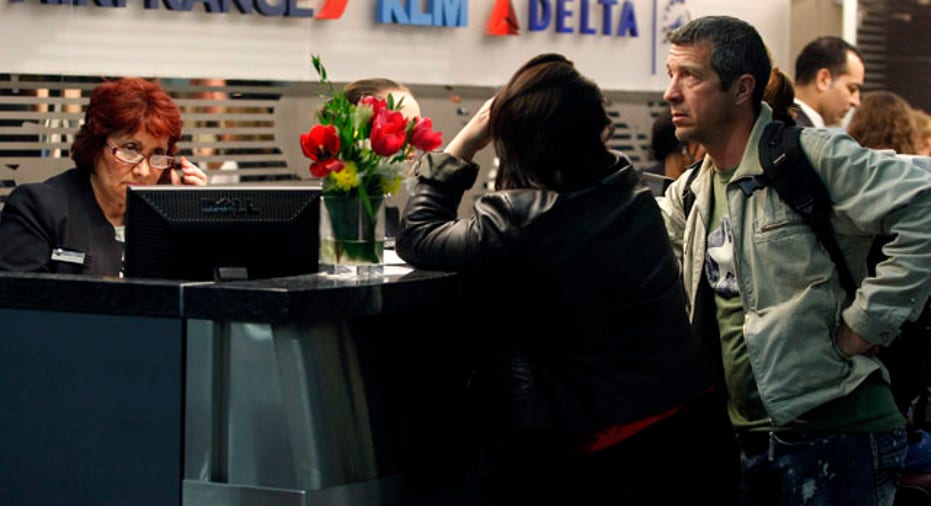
[793,35,865,127]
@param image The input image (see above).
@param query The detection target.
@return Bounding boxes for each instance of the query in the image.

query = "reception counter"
[0,266,470,506]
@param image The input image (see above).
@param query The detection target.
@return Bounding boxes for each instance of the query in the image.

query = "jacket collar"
[601,150,636,186]
[793,98,825,128]
[693,104,774,181]
[731,104,773,181]
[687,104,773,208]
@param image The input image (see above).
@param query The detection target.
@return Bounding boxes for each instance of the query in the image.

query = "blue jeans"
[905,429,931,473]
[738,428,907,506]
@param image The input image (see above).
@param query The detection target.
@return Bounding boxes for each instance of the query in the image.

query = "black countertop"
[182,268,461,323]
[0,271,189,318]
[0,268,462,323]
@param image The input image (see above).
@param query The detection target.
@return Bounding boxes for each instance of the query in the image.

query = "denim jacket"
[659,106,931,426]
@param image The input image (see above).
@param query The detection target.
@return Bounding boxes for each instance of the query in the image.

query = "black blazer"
[794,107,815,127]
[0,167,122,275]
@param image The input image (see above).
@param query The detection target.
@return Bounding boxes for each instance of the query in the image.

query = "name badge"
[50,248,87,265]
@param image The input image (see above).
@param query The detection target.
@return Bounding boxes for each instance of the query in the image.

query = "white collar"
[793,98,826,128]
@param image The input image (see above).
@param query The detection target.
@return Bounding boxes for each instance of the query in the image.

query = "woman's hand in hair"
[445,97,493,163]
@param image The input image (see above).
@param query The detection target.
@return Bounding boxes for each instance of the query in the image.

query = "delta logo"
[486,0,640,37]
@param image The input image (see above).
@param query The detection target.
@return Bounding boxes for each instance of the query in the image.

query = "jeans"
[905,429,931,473]
[738,428,908,506]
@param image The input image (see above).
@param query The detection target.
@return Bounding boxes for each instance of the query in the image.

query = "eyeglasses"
[106,139,175,171]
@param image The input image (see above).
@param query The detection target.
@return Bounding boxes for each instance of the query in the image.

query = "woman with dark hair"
[396,53,737,505]
[0,77,206,275]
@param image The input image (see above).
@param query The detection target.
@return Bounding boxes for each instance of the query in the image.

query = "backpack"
[680,121,931,428]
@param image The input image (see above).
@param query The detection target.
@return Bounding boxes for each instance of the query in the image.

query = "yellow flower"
[381,175,402,195]
[332,161,359,191]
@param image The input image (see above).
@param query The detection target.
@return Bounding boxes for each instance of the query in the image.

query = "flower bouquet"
[300,55,442,276]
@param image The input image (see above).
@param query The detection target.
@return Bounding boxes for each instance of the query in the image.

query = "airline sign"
[496,0,640,37]
[5,0,646,37]
[5,0,349,17]
[376,0,468,27]
[0,0,788,88]
[375,0,643,37]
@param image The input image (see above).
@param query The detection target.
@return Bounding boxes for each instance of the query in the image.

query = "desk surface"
[182,268,460,323]
[0,271,187,317]
[0,266,461,322]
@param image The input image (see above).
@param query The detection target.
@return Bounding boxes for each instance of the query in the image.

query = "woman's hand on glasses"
[169,156,208,186]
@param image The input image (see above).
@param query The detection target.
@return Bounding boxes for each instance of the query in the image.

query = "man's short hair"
[794,36,863,85]
[668,15,771,115]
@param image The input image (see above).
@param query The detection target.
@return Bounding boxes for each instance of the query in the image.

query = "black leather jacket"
[397,152,711,433]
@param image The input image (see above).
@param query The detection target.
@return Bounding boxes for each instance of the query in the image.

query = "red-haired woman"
[0,77,206,275]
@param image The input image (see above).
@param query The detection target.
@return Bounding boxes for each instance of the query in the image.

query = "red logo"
[316,0,348,19]
[486,0,519,36]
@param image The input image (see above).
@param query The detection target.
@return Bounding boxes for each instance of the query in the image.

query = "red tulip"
[309,158,345,178]
[300,124,340,162]
[410,117,443,152]
[359,95,387,120]
[370,109,408,156]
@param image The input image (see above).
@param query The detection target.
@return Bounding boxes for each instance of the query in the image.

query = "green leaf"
[311,54,334,94]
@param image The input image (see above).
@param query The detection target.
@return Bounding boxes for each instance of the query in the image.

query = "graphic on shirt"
[705,216,739,298]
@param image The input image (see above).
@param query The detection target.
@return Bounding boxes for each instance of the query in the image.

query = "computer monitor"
[124,186,322,281]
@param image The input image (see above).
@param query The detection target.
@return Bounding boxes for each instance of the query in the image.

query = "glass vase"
[319,194,385,278]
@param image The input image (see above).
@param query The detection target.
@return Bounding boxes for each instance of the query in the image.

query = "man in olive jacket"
[659,16,931,506]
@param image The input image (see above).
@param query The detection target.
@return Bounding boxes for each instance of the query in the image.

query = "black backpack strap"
[680,160,703,216]
[758,121,858,300]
